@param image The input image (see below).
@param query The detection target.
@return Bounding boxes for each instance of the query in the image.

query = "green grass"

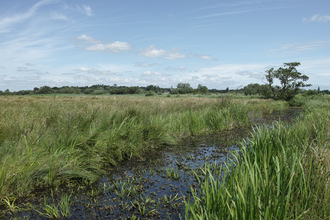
[0,95,253,201]
[184,98,330,219]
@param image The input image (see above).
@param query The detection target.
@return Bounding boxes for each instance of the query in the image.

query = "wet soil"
[5,108,302,220]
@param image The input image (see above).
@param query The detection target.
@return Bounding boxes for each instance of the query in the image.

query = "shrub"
[84,89,94,94]
[303,89,318,96]
[145,91,154,96]
[288,96,305,106]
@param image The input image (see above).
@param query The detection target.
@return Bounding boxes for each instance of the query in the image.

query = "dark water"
[8,108,302,220]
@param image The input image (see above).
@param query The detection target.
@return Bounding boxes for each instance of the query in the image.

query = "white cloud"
[50,12,74,23]
[303,14,330,22]
[165,66,186,71]
[25,63,36,66]
[76,67,94,72]
[17,67,36,72]
[140,45,187,60]
[0,0,57,33]
[84,42,132,53]
[134,62,157,67]
[77,5,93,16]
[164,52,186,60]
[74,35,131,53]
[77,35,101,44]
[76,67,120,75]
[268,41,329,55]
[200,55,217,60]
[140,45,167,57]
[142,71,152,76]
[141,71,170,77]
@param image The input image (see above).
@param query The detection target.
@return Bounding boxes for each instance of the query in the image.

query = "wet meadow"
[1,94,330,219]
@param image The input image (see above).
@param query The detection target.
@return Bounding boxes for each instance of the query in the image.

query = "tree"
[37,86,54,94]
[200,86,209,94]
[177,83,193,93]
[244,83,261,95]
[262,62,311,101]
[4,89,11,95]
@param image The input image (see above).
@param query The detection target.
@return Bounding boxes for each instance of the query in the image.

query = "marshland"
[1,92,330,219]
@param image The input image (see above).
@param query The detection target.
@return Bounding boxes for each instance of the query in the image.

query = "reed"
[184,101,330,219]
[0,96,251,200]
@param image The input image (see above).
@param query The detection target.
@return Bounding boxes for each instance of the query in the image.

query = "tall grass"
[0,96,250,200]
[184,100,330,219]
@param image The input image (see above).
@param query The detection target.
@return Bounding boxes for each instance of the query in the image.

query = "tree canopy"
[261,62,311,101]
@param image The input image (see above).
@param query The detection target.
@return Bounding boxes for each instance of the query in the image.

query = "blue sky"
[0,0,329,91]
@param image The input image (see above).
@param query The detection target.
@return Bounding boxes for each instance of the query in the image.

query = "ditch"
[6,108,302,220]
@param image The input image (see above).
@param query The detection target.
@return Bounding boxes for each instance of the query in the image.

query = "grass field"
[1,94,329,219]
[0,95,259,199]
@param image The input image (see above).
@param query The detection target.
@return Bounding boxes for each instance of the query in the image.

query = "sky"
[0,0,329,91]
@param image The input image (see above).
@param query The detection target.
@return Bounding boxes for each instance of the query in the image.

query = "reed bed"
[185,100,330,219]
[0,95,254,200]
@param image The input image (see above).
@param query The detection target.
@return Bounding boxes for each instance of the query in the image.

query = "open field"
[1,94,330,218]
[0,95,256,198]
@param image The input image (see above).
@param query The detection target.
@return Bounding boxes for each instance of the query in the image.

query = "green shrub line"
[184,100,330,219]
[0,96,253,201]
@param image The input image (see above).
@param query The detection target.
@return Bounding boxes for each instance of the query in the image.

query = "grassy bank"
[0,95,269,202]
[185,97,330,219]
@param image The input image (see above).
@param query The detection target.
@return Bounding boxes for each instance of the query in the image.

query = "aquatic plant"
[185,104,330,219]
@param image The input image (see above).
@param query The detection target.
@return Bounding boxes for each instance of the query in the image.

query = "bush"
[145,91,154,96]
[84,89,94,94]
[288,96,305,106]
[303,89,318,96]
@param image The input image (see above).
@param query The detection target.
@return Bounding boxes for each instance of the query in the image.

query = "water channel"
[9,108,302,220]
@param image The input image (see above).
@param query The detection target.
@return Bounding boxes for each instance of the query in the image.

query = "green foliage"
[91,89,108,95]
[4,89,11,95]
[288,95,306,106]
[58,86,81,94]
[258,84,272,99]
[243,83,260,95]
[146,85,160,93]
[37,86,54,94]
[171,83,193,94]
[303,89,318,96]
[83,88,94,94]
[185,105,330,219]
[145,91,155,96]
[0,96,250,199]
[198,85,209,95]
[110,87,129,94]
[262,62,311,101]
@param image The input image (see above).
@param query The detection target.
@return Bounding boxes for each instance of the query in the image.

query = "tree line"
[0,83,232,96]
[2,62,327,99]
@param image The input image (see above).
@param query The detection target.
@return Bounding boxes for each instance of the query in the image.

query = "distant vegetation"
[1,63,328,99]
[0,84,233,96]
